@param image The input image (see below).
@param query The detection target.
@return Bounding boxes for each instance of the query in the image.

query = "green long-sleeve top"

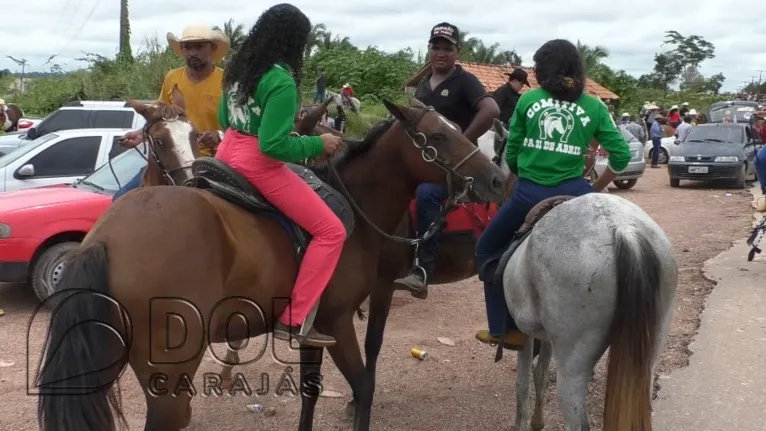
[505,88,631,186]
[217,63,324,162]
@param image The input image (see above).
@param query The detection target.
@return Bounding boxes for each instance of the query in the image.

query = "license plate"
[688,166,708,174]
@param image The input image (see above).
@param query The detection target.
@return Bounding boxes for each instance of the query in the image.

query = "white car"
[0,128,134,192]
[0,100,149,155]
[644,137,676,164]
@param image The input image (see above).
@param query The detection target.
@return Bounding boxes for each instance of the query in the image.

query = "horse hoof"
[345,400,355,417]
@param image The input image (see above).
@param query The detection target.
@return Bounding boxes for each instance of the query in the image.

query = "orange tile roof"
[403,61,619,101]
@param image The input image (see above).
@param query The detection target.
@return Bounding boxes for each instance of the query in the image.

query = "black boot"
[394,255,435,299]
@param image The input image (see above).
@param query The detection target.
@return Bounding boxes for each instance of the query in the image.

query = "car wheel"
[658,149,669,164]
[734,163,747,189]
[670,178,680,187]
[613,179,638,189]
[31,241,80,304]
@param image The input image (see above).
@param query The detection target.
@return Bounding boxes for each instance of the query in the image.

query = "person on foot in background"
[114,25,229,201]
[493,68,530,126]
[650,115,664,168]
[474,38,630,351]
[215,4,345,346]
[679,102,690,117]
[667,105,681,128]
[619,112,629,126]
[314,72,327,103]
[626,115,646,144]
[394,21,500,300]
[675,115,693,142]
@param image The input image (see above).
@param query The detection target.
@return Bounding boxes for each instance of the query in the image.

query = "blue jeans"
[475,177,595,337]
[313,88,325,103]
[415,183,449,268]
[112,167,145,201]
[651,137,662,166]
[756,146,766,194]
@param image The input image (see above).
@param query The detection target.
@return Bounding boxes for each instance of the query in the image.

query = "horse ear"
[170,84,186,111]
[382,99,408,123]
[127,100,150,118]
[409,98,426,109]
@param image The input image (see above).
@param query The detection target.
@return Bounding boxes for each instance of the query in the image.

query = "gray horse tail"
[603,226,661,431]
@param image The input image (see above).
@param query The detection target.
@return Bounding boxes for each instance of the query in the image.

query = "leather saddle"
[185,157,355,259]
[478,195,574,284]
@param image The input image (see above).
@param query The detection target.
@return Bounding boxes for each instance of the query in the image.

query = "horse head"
[294,97,334,135]
[382,98,505,203]
[126,100,199,186]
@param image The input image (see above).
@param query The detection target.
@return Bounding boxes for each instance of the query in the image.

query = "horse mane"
[154,103,186,120]
[311,118,395,179]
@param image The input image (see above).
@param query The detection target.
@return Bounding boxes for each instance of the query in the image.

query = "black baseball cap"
[506,68,530,87]
[429,22,459,46]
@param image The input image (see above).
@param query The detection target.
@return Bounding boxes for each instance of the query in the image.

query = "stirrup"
[298,301,320,338]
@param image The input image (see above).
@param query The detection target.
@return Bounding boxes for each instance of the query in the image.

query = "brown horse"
[36,99,506,431]
[0,102,24,132]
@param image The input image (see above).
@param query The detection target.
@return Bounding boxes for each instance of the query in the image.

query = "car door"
[6,134,104,191]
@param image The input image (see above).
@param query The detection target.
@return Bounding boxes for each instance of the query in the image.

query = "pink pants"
[216,128,346,327]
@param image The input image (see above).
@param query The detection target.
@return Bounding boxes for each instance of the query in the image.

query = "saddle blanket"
[409,200,499,237]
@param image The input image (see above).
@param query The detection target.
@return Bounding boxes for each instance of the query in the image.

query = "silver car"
[589,125,646,189]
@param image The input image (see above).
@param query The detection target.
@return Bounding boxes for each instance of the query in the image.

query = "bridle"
[110,115,196,189]
[324,105,481,245]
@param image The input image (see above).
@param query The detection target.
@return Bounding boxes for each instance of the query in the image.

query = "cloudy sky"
[2,0,765,93]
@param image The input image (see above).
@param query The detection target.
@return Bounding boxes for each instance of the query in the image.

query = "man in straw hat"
[114,24,230,201]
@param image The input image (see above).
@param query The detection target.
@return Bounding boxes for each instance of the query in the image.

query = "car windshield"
[683,126,744,143]
[0,133,59,167]
[708,104,757,123]
[74,144,148,194]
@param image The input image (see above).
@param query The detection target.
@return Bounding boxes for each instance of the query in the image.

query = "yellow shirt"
[158,67,224,156]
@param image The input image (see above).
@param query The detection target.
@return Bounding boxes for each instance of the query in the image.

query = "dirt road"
[0,167,753,430]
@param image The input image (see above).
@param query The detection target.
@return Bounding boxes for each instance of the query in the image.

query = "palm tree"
[319,33,353,51]
[576,40,609,75]
[304,23,327,58]
[213,19,246,55]
[471,41,500,64]
[118,0,133,62]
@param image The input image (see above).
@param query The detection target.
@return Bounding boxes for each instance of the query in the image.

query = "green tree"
[118,0,133,63]
[577,40,610,75]
[305,23,328,58]
[214,19,246,56]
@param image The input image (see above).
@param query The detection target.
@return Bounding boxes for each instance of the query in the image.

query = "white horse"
[496,186,677,430]
[477,119,510,176]
[326,90,361,113]
[483,118,678,429]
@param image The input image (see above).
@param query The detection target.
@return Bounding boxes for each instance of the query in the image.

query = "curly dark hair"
[533,39,585,102]
[223,3,311,105]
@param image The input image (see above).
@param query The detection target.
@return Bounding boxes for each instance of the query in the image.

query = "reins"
[322,106,479,246]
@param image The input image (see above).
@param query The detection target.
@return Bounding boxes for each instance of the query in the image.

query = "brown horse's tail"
[603,226,661,431]
[37,243,129,431]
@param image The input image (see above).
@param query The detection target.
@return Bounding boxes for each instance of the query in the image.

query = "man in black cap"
[493,68,530,126]
[394,21,500,299]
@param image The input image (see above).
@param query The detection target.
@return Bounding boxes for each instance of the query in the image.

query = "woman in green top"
[215,3,345,348]
[474,39,632,350]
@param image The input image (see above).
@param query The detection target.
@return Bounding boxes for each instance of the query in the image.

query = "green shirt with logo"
[218,63,324,162]
[505,88,631,186]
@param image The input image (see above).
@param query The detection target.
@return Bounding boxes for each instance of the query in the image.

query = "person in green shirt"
[215,3,345,348]
[474,39,631,350]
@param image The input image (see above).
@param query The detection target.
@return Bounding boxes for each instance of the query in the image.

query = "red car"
[0,147,145,301]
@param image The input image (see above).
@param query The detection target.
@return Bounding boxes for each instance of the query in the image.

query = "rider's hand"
[320,133,342,156]
[118,130,143,148]
[199,131,221,150]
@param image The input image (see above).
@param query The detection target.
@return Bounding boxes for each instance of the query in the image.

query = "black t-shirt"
[492,83,520,125]
[414,65,489,133]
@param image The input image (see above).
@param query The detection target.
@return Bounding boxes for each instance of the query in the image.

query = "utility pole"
[5,56,27,92]
[757,69,766,85]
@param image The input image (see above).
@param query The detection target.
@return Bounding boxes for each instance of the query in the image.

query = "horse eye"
[153,138,164,147]
[431,133,445,141]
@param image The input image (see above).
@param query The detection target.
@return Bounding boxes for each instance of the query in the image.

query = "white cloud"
[2,0,765,93]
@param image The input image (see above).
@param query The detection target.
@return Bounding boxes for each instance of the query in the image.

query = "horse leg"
[530,341,553,431]
[132,351,205,431]
[513,336,535,431]
[346,281,396,418]
[552,335,607,431]
[298,347,325,431]
[326,316,374,431]
[219,339,245,389]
